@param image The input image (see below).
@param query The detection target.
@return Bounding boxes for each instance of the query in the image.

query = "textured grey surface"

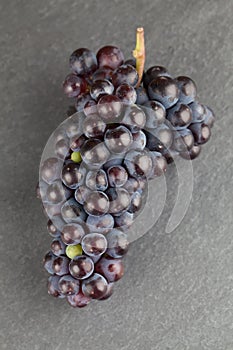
[0,0,233,349]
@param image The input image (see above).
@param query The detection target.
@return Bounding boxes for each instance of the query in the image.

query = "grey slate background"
[0,0,233,349]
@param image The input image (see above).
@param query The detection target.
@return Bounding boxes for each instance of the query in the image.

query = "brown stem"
[133,27,145,88]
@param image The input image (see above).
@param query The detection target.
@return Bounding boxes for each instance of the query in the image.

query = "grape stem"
[133,27,145,88]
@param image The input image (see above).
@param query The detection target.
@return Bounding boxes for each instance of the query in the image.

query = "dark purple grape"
[41,157,62,184]
[106,187,131,215]
[123,177,140,194]
[65,117,81,138]
[90,80,114,100]
[92,66,113,82]
[106,229,129,258]
[61,223,85,245]
[81,233,107,257]
[175,76,197,104]
[148,76,179,108]
[115,83,137,104]
[143,100,166,128]
[82,273,108,299]
[43,251,56,274]
[70,134,86,152]
[67,290,91,307]
[74,185,91,205]
[97,46,124,70]
[63,73,87,98]
[70,48,98,76]
[131,130,147,151]
[143,65,170,88]
[82,114,106,138]
[86,214,114,234]
[99,282,114,300]
[46,180,71,204]
[55,139,70,159]
[80,138,110,168]
[43,202,63,219]
[52,256,70,276]
[85,169,108,191]
[114,211,134,231]
[124,58,136,67]
[69,255,94,280]
[145,125,173,152]
[62,162,86,189]
[58,275,80,296]
[51,238,66,256]
[104,125,133,154]
[84,191,109,216]
[48,275,63,298]
[107,165,128,187]
[128,191,143,214]
[97,94,123,121]
[167,103,192,129]
[95,257,124,283]
[47,219,61,238]
[124,149,153,178]
[121,105,146,132]
[173,128,194,152]
[112,64,139,87]
[83,100,97,117]
[149,151,167,178]
[189,122,211,145]
[189,101,206,123]
[135,86,149,105]
[180,144,202,160]
[61,199,87,224]
[75,93,94,112]
[204,106,215,128]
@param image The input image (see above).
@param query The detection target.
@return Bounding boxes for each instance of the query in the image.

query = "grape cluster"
[38,45,215,308]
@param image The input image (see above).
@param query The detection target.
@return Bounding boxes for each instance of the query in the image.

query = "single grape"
[90,79,114,100]
[92,66,113,82]
[65,116,82,138]
[48,275,63,298]
[52,256,70,276]
[104,125,133,154]
[149,151,167,178]
[124,149,153,178]
[47,219,62,238]
[97,95,123,122]
[122,105,146,131]
[70,48,98,76]
[172,128,194,152]
[67,290,91,308]
[99,282,114,300]
[43,202,63,220]
[128,191,143,214]
[175,76,197,104]
[61,162,86,189]
[40,157,62,184]
[46,180,71,204]
[204,106,215,128]
[131,130,147,151]
[189,101,206,123]
[51,238,66,256]
[148,76,179,108]
[55,138,70,159]
[180,144,202,160]
[145,125,173,152]
[95,257,124,283]
[97,46,124,70]
[106,187,131,215]
[107,165,128,187]
[114,211,134,231]
[58,275,80,296]
[143,100,166,128]
[112,64,139,87]
[83,114,106,138]
[43,251,56,274]
[86,214,114,234]
[63,73,87,98]
[82,273,108,299]
[61,199,87,224]
[66,244,83,259]
[61,223,85,245]
[143,65,170,88]
[106,229,129,258]
[189,122,211,145]
[116,83,137,104]
[71,151,82,163]
[81,233,107,257]
[167,103,192,129]
[84,191,110,216]
[74,185,91,205]
[70,134,86,152]
[75,93,94,112]
[80,138,110,168]
[83,100,98,117]
[85,169,108,191]
[69,255,94,280]
[135,86,149,105]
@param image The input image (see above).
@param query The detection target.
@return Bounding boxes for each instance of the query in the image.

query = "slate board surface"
[0,1,233,349]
